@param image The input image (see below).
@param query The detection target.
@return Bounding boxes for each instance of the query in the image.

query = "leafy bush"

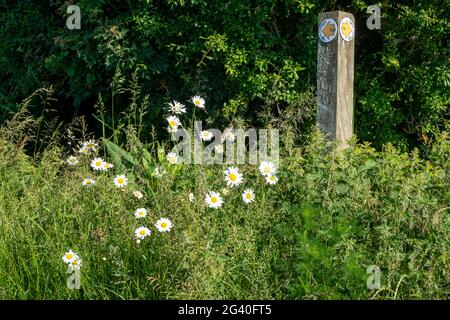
[0,0,448,148]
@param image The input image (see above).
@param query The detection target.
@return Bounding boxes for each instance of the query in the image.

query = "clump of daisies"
[205,191,223,209]
[113,175,128,188]
[155,218,173,233]
[62,249,82,271]
[135,226,151,240]
[259,160,278,185]
[224,166,244,187]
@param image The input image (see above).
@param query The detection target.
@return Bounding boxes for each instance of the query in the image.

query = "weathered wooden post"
[317,11,355,146]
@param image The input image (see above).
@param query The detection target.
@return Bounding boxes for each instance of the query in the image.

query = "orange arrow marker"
[322,23,335,38]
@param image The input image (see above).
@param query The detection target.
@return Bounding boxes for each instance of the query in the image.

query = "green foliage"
[1,0,447,148]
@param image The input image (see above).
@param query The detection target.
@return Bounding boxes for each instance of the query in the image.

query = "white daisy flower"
[221,127,236,143]
[200,130,214,141]
[90,157,105,171]
[134,208,148,219]
[265,174,279,185]
[166,152,179,164]
[188,192,195,202]
[135,226,151,239]
[167,116,181,130]
[82,178,95,187]
[168,101,186,114]
[242,188,255,204]
[133,191,144,199]
[205,191,223,209]
[82,139,98,153]
[167,125,179,134]
[214,144,224,154]
[153,166,167,177]
[102,162,114,171]
[62,250,79,264]
[259,160,277,176]
[224,166,244,187]
[113,175,128,188]
[191,95,205,109]
[78,146,89,155]
[155,218,173,233]
[66,156,79,166]
[68,258,82,271]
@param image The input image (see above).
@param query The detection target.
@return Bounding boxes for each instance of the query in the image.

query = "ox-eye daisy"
[62,250,79,264]
[133,191,144,199]
[167,116,181,130]
[67,156,79,166]
[166,152,179,164]
[205,191,223,209]
[82,139,98,153]
[221,127,236,143]
[90,157,105,171]
[135,226,151,239]
[102,162,114,171]
[134,208,148,219]
[224,167,244,187]
[266,174,279,185]
[155,218,173,233]
[200,130,214,141]
[82,178,95,187]
[191,95,205,109]
[242,188,255,204]
[259,160,277,176]
[68,258,82,271]
[168,101,186,114]
[114,175,128,188]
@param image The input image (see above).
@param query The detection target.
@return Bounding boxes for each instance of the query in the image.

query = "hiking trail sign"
[317,11,355,147]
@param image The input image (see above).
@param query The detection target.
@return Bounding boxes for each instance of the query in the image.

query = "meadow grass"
[0,108,448,300]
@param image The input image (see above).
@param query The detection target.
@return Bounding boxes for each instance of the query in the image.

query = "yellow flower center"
[169,120,177,127]
[118,178,124,184]
[161,222,167,228]
[72,260,78,266]
[229,173,237,181]
[194,99,200,105]
[246,193,252,199]
[211,197,217,203]
[66,253,73,260]
[139,230,146,235]
[86,180,91,184]
[96,161,101,166]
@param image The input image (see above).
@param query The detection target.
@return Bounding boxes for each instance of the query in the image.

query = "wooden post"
[317,11,355,146]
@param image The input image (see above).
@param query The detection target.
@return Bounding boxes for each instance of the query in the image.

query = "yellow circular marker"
[318,18,337,43]
[340,17,355,42]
